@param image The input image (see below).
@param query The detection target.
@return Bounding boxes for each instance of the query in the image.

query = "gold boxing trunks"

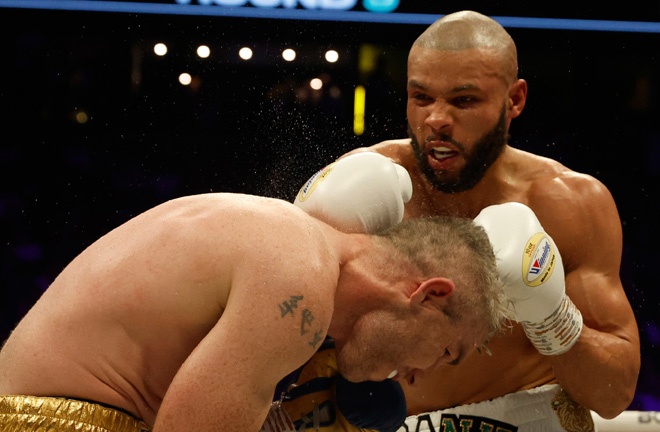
[0,395,150,432]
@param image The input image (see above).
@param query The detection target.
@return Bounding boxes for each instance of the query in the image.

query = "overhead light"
[325,50,339,63]
[179,72,192,86]
[153,42,168,56]
[282,48,296,62]
[197,45,211,58]
[238,47,253,60]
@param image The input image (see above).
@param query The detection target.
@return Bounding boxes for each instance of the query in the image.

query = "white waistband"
[398,384,595,432]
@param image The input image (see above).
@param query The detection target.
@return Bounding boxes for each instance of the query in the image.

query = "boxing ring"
[592,410,659,431]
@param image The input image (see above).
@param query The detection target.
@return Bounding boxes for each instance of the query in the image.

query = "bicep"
[544,180,638,342]
[565,268,638,343]
[155,318,279,431]
[156,275,332,431]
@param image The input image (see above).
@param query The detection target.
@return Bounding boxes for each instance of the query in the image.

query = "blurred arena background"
[0,0,659,416]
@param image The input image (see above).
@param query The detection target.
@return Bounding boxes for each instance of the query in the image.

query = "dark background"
[1,4,659,411]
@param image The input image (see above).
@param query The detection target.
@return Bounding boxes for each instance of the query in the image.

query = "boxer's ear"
[410,277,455,307]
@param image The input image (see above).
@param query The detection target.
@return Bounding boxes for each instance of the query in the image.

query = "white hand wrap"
[294,152,413,234]
[474,202,583,355]
[522,294,583,355]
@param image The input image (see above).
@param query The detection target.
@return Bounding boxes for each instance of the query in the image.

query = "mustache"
[422,134,464,151]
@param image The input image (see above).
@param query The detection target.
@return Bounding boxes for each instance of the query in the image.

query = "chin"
[337,369,362,383]
[336,365,372,383]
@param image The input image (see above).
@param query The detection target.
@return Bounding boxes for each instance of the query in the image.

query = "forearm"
[551,325,640,418]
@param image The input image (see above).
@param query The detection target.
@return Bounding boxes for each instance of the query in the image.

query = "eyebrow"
[451,84,481,93]
[448,338,494,365]
[407,80,481,94]
[447,350,467,366]
[477,334,494,356]
[477,344,493,356]
[407,79,425,88]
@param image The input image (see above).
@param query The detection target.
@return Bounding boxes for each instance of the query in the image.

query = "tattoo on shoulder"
[278,295,325,349]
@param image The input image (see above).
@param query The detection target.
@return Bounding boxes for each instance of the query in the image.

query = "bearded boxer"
[292,153,586,430]
[292,9,640,432]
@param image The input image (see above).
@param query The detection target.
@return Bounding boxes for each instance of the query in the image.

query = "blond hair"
[375,216,511,341]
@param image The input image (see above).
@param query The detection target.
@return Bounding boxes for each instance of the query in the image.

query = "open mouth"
[431,146,457,160]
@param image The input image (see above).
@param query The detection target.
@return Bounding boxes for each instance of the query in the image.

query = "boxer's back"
[0,193,339,426]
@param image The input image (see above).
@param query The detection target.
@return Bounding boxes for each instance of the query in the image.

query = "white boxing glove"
[294,152,413,234]
[474,202,583,355]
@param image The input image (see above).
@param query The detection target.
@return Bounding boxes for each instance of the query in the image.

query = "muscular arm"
[535,176,640,418]
[153,208,336,432]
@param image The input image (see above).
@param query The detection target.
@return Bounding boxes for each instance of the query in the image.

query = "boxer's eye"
[440,348,456,364]
[476,345,493,356]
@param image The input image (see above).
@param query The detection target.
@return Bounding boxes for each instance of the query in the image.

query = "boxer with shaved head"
[295,10,640,432]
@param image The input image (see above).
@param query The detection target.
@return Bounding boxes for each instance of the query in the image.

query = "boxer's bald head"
[413,10,519,83]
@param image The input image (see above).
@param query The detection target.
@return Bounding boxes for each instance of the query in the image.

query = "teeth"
[387,370,398,379]
[432,147,454,159]
[432,146,452,152]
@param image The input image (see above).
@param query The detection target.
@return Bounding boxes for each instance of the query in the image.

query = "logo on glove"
[523,233,556,287]
[296,164,335,203]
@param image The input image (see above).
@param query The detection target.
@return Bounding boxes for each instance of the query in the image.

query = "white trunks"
[398,384,595,432]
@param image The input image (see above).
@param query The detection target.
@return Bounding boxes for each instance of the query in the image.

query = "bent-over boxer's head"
[334,216,510,384]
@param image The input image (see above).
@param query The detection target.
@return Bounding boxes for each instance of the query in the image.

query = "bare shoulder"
[148,194,341,428]
[343,138,414,166]
[118,192,340,314]
[513,150,621,270]
[209,193,340,311]
[196,194,340,274]
[213,194,339,375]
[519,150,617,221]
[170,193,339,363]
[160,193,324,238]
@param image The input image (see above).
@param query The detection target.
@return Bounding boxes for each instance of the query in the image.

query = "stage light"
[325,50,339,63]
[197,45,210,58]
[282,48,296,62]
[179,72,192,85]
[154,42,168,56]
[238,47,253,60]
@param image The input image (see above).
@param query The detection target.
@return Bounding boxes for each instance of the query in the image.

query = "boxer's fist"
[473,202,565,323]
[473,202,583,355]
[294,152,413,233]
[265,338,406,432]
[335,376,406,432]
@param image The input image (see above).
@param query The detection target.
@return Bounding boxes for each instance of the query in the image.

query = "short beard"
[409,108,508,194]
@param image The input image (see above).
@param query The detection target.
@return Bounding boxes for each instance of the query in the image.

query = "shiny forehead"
[411,11,519,83]
[414,11,513,51]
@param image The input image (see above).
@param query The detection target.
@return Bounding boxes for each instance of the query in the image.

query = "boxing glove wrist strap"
[521,294,583,355]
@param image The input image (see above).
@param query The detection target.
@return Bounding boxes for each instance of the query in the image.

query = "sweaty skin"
[0,193,500,432]
[346,10,640,420]
[0,194,339,431]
